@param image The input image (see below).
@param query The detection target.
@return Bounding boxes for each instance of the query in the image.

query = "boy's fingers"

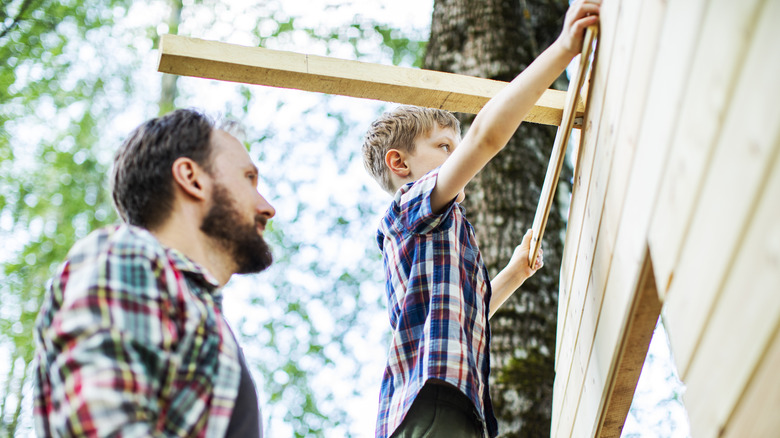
[521,229,533,245]
[570,2,600,21]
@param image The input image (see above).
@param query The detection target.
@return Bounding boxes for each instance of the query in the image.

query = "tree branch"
[0,0,38,40]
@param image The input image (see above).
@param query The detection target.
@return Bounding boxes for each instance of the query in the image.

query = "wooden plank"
[553,0,695,433]
[566,0,665,430]
[157,34,583,126]
[529,26,597,266]
[554,0,713,430]
[661,0,775,380]
[627,0,712,306]
[595,252,660,437]
[666,2,780,431]
[554,0,706,429]
[723,322,780,437]
[681,138,780,438]
[570,0,668,433]
[552,0,621,430]
[552,0,637,434]
[555,0,618,370]
[647,0,765,296]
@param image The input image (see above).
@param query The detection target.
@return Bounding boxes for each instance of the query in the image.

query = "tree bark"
[158,0,183,115]
[424,1,570,436]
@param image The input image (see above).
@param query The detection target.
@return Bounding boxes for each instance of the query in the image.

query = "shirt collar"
[165,246,221,291]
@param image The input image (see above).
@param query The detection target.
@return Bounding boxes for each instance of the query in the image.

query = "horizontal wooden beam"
[157,34,583,126]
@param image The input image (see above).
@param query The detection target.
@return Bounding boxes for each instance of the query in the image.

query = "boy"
[362,1,600,437]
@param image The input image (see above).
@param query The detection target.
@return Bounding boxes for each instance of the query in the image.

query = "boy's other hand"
[507,229,544,282]
[489,230,544,318]
[556,0,601,58]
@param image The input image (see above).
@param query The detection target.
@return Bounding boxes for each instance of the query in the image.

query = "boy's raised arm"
[430,0,600,213]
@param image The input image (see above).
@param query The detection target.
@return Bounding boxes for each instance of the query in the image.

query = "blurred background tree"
[0,0,425,436]
[1,0,132,434]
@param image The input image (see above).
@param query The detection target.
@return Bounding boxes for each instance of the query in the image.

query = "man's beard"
[200,183,273,274]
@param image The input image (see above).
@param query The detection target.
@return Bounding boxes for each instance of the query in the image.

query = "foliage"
[1,1,133,434]
[0,0,427,436]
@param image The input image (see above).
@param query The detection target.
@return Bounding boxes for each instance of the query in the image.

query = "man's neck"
[151,221,234,287]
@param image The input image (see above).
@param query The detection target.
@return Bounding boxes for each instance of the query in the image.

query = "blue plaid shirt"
[375,168,498,438]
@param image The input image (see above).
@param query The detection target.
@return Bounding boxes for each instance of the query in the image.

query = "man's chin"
[234,238,273,274]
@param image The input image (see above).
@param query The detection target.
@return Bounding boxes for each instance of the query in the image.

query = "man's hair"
[362,106,460,194]
[112,108,240,229]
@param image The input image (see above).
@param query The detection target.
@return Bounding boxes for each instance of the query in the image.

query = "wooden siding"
[553,0,780,436]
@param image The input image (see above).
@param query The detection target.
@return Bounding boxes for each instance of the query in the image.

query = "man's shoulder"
[66,224,165,264]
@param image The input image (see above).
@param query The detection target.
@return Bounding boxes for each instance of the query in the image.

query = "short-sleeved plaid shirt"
[33,225,243,437]
[375,168,498,438]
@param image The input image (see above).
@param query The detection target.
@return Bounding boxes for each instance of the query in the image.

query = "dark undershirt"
[225,331,262,438]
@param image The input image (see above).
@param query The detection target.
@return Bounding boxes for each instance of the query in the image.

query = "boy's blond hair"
[362,106,461,194]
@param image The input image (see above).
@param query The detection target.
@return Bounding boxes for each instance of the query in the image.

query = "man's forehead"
[212,129,254,165]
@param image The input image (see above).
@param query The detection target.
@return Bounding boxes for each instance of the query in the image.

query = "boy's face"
[408,124,465,202]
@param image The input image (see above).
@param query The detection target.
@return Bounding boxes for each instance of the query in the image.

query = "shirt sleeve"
[393,167,458,235]
[37,234,178,437]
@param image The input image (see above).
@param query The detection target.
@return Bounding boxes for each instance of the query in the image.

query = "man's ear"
[385,149,410,178]
[171,157,209,201]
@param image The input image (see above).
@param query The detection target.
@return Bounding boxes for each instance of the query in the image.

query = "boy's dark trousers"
[390,381,486,438]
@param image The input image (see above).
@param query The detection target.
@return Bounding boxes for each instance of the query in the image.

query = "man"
[33,108,274,437]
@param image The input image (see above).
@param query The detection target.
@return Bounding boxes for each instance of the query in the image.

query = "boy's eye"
[440,144,451,153]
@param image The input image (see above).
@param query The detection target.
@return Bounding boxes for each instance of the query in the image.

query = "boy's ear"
[171,157,210,202]
[385,149,410,178]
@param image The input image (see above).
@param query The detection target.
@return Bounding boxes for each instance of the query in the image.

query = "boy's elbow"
[468,117,509,154]
[474,128,506,154]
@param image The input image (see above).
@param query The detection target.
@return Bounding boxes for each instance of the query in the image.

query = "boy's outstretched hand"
[556,0,601,58]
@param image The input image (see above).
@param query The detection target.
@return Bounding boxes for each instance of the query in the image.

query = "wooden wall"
[551,0,780,436]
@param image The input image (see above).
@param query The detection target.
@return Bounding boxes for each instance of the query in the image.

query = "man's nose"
[256,194,276,219]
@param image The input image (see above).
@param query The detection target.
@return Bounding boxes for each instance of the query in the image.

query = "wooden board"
[569,0,668,434]
[557,0,664,432]
[594,252,661,437]
[723,323,780,437]
[157,34,584,126]
[552,0,635,434]
[553,0,697,435]
[663,1,780,434]
[555,0,620,370]
[647,0,765,296]
[661,0,775,379]
[681,137,780,437]
[529,25,597,267]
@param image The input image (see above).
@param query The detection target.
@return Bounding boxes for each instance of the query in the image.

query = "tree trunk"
[424,0,570,436]
[158,0,182,115]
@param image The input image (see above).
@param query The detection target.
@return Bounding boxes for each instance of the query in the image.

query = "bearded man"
[33,108,275,437]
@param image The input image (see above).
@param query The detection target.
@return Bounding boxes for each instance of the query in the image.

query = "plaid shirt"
[375,168,498,438]
[33,225,243,437]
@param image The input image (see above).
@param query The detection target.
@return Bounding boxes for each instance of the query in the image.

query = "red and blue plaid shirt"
[33,225,243,437]
[375,168,498,438]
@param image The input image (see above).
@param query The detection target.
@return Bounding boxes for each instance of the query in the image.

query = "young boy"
[362,1,600,437]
